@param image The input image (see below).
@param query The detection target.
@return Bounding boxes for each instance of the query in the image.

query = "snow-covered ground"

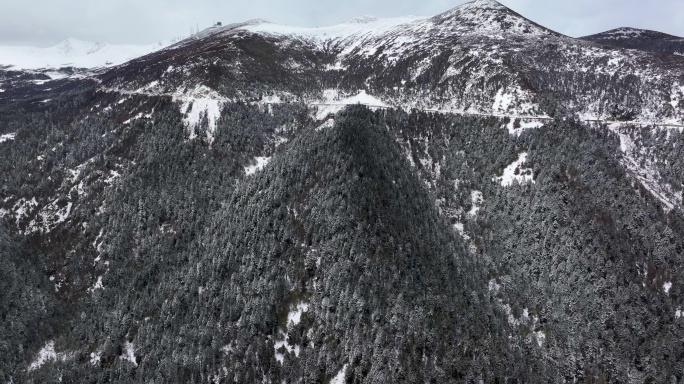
[496,152,534,186]
[0,132,16,143]
[504,118,547,135]
[287,303,309,326]
[28,341,58,371]
[28,341,70,371]
[245,156,272,176]
[468,190,483,217]
[121,341,138,366]
[273,302,310,363]
[608,124,681,211]
[312,89,389,119]
[0,38,172,70]
[330,364,349,384]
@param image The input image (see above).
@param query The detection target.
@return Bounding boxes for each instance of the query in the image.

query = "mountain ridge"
[581,27,684,55]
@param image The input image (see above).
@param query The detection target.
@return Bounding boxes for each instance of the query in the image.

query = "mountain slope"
[386,110,684,381]
[0,86,683,381]
[582,27,684,55]
[1,1,684,383]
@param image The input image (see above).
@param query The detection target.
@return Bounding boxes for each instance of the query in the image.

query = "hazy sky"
[1,0,682,46]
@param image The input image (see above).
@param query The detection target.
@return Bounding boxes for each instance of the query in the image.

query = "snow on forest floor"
[245,156,272,176]
[468,190,483,217]
[496,152,534,186]
[608,124,681,211]
[28,341,71,371]
[25,198,73,235]
[0,132,16,143]
[488,279,546,347]
[273,302,310,363]
[87,276,105,293]
[504,118,546,135]
[330,364,349,384]
[121,341,138,366]
[28,341,58,371]
[316,118,335,131]
[179,86,224,142]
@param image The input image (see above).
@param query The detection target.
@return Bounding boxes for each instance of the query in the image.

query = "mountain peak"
[583,27,683,41]
[433,0,553,36]
[457,0,506,11]
[598,27,647,39]
[345,16,379,24]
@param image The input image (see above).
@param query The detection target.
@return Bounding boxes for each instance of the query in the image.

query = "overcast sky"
[1,0,682,46]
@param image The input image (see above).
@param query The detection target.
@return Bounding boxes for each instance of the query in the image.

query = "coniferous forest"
[2,1,684,382]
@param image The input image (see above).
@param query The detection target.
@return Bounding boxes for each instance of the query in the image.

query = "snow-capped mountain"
[0,38,172,70]
[82,0,684,126]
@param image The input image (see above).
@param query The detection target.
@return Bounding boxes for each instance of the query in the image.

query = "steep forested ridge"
[2,0,684,383]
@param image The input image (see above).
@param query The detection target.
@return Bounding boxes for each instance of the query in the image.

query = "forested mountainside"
[1,0,684,382]
[582,28,684,56]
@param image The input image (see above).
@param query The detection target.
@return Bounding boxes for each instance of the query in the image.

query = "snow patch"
[0,132,16,143]
[174,85,225,142]
[663,281,672,295]
[287,302,310,326]
[90,351,101,366]
[330,364,348,384]
[28,342,57,371]
[316,119,335,131]
[26,199,73,234]
[1,197,38,227]
[104,170,121,185]
[312,89,388,119]
[28,341,69,371]
[534,330,546,348]
[488,278,501,293]
[468,190,483,217]
[273,301,310,363]
[496,152,534,187]
[492,88,514,113]
[245,156,271,176]
[121,341,137,367]
[505,118,546,136]
[88,276,104,293]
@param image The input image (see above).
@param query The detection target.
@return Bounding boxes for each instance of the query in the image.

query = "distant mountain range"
[0,38,172,70]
